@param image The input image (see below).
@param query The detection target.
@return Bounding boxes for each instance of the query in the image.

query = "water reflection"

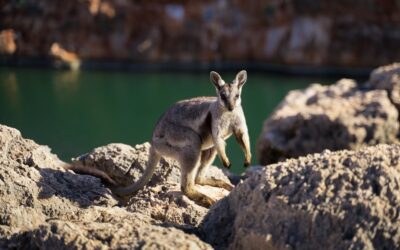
[53,70,81,99]
[1,71,20,110]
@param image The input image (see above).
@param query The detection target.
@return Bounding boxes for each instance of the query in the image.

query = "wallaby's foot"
[195,194,217,208]
[220,181,234,191]
[186,191,217,208]
[244,153,252,167]
[196,177,234,191]
[182,185,217,208]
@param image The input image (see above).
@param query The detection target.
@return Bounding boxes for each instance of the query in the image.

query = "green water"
[0,67,332,173]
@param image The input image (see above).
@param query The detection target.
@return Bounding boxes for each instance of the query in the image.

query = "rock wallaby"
[114,70,251,207]
[67,70,251,207]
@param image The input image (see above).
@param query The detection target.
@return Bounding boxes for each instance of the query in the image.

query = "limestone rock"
[0,29,16,55]
[72,142,181,187]
[366,62,400,113]
[0,125,116,229]
[50,43,81,70]
[201,144,400,249]
[257,79,399,165]
[8,208,211,250]
[0,124,214,249]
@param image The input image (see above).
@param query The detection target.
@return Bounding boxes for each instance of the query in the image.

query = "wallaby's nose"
[228,106,234,111]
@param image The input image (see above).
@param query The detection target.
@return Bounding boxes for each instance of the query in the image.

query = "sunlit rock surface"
[202,145,400,249]
[0,124,215,249]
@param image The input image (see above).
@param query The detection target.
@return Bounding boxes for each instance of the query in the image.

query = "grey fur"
[118,71,251,207]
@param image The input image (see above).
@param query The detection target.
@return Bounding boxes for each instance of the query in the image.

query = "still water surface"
[0,67,333,173]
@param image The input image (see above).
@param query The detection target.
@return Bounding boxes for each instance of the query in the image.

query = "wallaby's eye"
[235,94,239,99]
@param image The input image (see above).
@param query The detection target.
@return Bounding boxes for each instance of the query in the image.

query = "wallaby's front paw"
[222,182,234,191]
[244,154,252,167]
[223,160,231,169]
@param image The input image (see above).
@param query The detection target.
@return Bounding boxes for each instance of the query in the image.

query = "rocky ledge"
[0,124,231,249]
[2,123,400,249]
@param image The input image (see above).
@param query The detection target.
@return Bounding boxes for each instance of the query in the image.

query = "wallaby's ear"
[210,71,224,89]
[235,70,247,87]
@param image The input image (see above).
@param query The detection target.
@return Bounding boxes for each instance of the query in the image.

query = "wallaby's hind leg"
[155,124,217,207]
[195,148,234,191]
[179,148,217,208]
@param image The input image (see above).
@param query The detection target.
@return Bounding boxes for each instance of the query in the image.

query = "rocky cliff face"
[257,63,400,165]
[202,144,400,249]
[1,1,399,67]
[0,124,222,249]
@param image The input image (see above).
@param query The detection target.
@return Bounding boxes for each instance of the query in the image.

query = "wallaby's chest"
[198,111,235,149]
[215,112,235,137]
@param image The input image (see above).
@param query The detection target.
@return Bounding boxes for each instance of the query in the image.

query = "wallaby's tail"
[63,162,117,185]
[113,147,161,196]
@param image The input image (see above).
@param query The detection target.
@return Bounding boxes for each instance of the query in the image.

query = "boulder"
[72,142,181,188]
[0,124,214,249]
[7,209,211,250]
[366,62,400,113]
[257,78,399,165]
[201,144,400,249]
[0,125,117,230]
[0,29,16,55]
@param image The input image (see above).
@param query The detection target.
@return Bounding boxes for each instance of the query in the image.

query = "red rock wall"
[1,0,400,67]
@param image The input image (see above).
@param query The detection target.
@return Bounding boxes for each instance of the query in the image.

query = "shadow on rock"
[257,113,354,165]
